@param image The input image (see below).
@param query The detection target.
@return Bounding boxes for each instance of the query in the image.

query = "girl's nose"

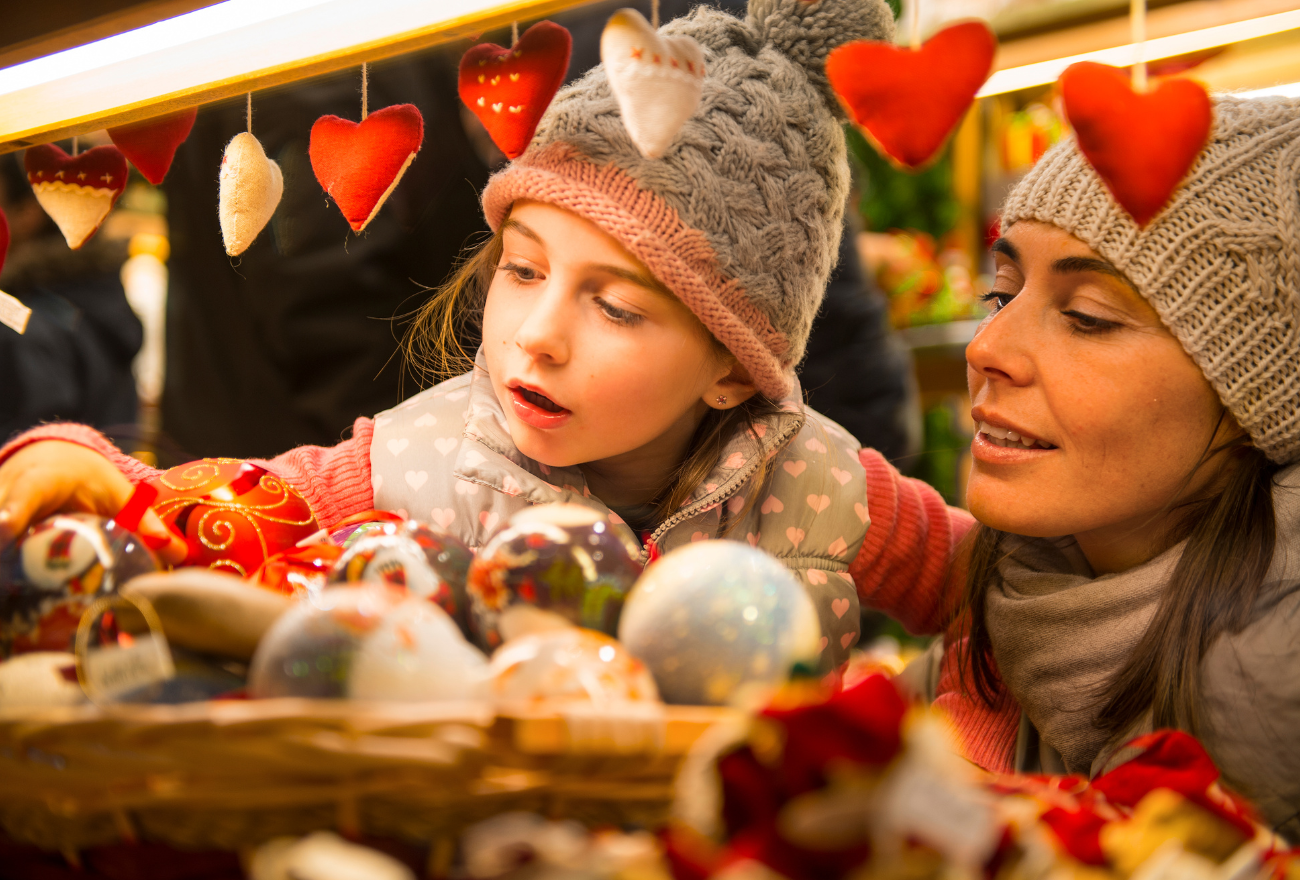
[514,283,572,364]
[966,297,1035,388]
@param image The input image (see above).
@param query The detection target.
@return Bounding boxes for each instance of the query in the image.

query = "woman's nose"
[966,297,1035,387]
[514,283,572,364]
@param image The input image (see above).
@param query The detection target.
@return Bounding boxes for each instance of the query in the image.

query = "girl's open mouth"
[508,384,572,429]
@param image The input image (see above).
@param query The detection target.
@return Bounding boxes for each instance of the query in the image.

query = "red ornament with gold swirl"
[145,459,319,578]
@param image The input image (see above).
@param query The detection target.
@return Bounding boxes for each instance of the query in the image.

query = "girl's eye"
[979,291,1014,313]
[1061,309,1120,335]
[594,295,643,327]
[499,262,540,283]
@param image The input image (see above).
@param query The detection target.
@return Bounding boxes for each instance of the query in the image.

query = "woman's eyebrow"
[991,237,1018,261]
[1052,255,1135,288]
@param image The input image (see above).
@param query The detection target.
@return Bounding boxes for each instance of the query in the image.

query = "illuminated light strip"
[0,0,568,150]
[979,10,1300,97]
[1239,81,1300,98]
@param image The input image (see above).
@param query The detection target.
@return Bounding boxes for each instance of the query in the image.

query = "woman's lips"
[971,430,1055,464]
[508,386,572,429]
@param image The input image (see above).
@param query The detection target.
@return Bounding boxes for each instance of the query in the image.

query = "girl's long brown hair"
[401,225,796,528]
[962,435,1281,739]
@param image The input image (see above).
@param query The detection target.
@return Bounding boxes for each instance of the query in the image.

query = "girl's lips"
[509,386,572,429]
[971,430,1056,464]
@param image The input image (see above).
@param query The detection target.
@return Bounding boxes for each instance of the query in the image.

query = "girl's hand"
[0,441,187,565]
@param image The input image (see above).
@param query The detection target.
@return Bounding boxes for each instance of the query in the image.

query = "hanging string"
[361,63,369,120]
[512,21,519,46]
[909,0,921,51]
[71,136,79,156]
[651,0,660,30]
[1130,0,1147,92]
[246,93,253,133]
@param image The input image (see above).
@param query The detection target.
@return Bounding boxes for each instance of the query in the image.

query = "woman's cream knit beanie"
[481,0,895,400]
[1002,96,1300,463]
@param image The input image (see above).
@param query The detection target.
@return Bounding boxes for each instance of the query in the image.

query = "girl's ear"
[703,359,759,410]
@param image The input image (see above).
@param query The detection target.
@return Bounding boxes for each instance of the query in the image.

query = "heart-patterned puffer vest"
[369,361,870,669]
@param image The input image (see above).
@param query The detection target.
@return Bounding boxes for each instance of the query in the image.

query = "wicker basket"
[0,700,735,856]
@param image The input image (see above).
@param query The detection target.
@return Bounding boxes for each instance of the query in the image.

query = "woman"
[873,95,1300,838]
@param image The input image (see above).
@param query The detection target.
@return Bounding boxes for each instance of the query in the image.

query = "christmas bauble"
[252,543,344,597]
[489,627,659,704]
[247,584,487,701]
[327,520,473,636]
[0,513,159,657]
[145,459,319,578]
[466,504,641,651]
[618,541,821,705]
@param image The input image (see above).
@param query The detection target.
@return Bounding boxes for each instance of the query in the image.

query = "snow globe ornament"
[327,520,473,637]
[618,541,821,705]
[466,504,642,652]
[0,513,159,658]
[489,627,659,704]
[248,583,487,701]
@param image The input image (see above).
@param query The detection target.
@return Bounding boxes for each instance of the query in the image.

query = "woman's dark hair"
[400,222,797,528]
[962,434,1281,738]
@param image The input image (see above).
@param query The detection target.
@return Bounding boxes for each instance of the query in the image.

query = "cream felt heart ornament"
[601,8,705,160]
[25,144,129,249]
[218,132,283,257]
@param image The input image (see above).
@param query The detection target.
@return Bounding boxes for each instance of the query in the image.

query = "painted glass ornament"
[618,541,821,705]
[466,504,642,652]
[489,627,659,704]
[0,513,159,658]
[248,583,487,701]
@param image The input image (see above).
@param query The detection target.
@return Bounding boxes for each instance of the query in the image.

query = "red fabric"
[24,145,129,198]
[852,448,1021,772]
[1060,62,1213,226]
[309,104,424,232]
[0,419,376,534]
[826,22,996,170]
[107,108,198,185]
[0,205,9,273]
[458,21,572,159]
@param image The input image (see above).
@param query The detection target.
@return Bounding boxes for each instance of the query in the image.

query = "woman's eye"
[979,291,1014,313]
[1062,309,1120,335]
[500,262,539,283]
[594,295,643,327]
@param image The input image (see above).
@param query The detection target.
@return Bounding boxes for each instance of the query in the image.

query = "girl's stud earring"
[716,395,728,406]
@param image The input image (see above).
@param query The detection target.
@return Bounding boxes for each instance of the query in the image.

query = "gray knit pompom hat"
[1001,96,1300,463]
[481,0,895,399]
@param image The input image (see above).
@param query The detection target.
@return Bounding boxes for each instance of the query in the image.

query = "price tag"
[0,291,31,334]
[82,633,175,700]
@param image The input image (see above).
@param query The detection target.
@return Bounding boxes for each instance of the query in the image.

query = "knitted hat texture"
[1001,96,1300,463]
[482,0,895,399]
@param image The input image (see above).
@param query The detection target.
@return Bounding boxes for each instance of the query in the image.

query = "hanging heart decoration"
[218,132,283,257]
[0,208,27,335]
[309,103,424,232]
[1060,62,1213,227]
[107,107,198,185]
[24,144,129,249]
[826,21,996,171]
[601,8,706,160]
[459,21,572,160]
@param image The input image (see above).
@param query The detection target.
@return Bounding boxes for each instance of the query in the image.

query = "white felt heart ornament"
[218,132,283,257]
[601,8,705,159]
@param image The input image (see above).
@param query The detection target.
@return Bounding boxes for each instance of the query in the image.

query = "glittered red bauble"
[459,21,572,160]
[309,103,424,232]
[145,460,319,578]
[251,542,344,597]
[827,21,996,171]
[107,108,198,185]
[1060,62,1212,226]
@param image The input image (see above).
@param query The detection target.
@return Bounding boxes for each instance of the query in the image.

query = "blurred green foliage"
[845,124,961,240]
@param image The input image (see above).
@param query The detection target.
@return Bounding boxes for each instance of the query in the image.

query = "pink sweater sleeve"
[0,419,377,532]
[849,448,976,635]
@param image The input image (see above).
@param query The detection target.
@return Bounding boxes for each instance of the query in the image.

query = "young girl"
[878,96,1300,837]
[0,0,967,672]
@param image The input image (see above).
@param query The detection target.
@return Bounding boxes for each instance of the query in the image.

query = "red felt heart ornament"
[309,103,424,232]
[0,207,9,275]
[24,144,129,249]
[107,107,198,185]
[827,21,996,170]
[459,21,572,160]
[1060,62,1212,227]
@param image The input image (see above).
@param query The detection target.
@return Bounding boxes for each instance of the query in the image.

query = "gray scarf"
[985,464,1300,838]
